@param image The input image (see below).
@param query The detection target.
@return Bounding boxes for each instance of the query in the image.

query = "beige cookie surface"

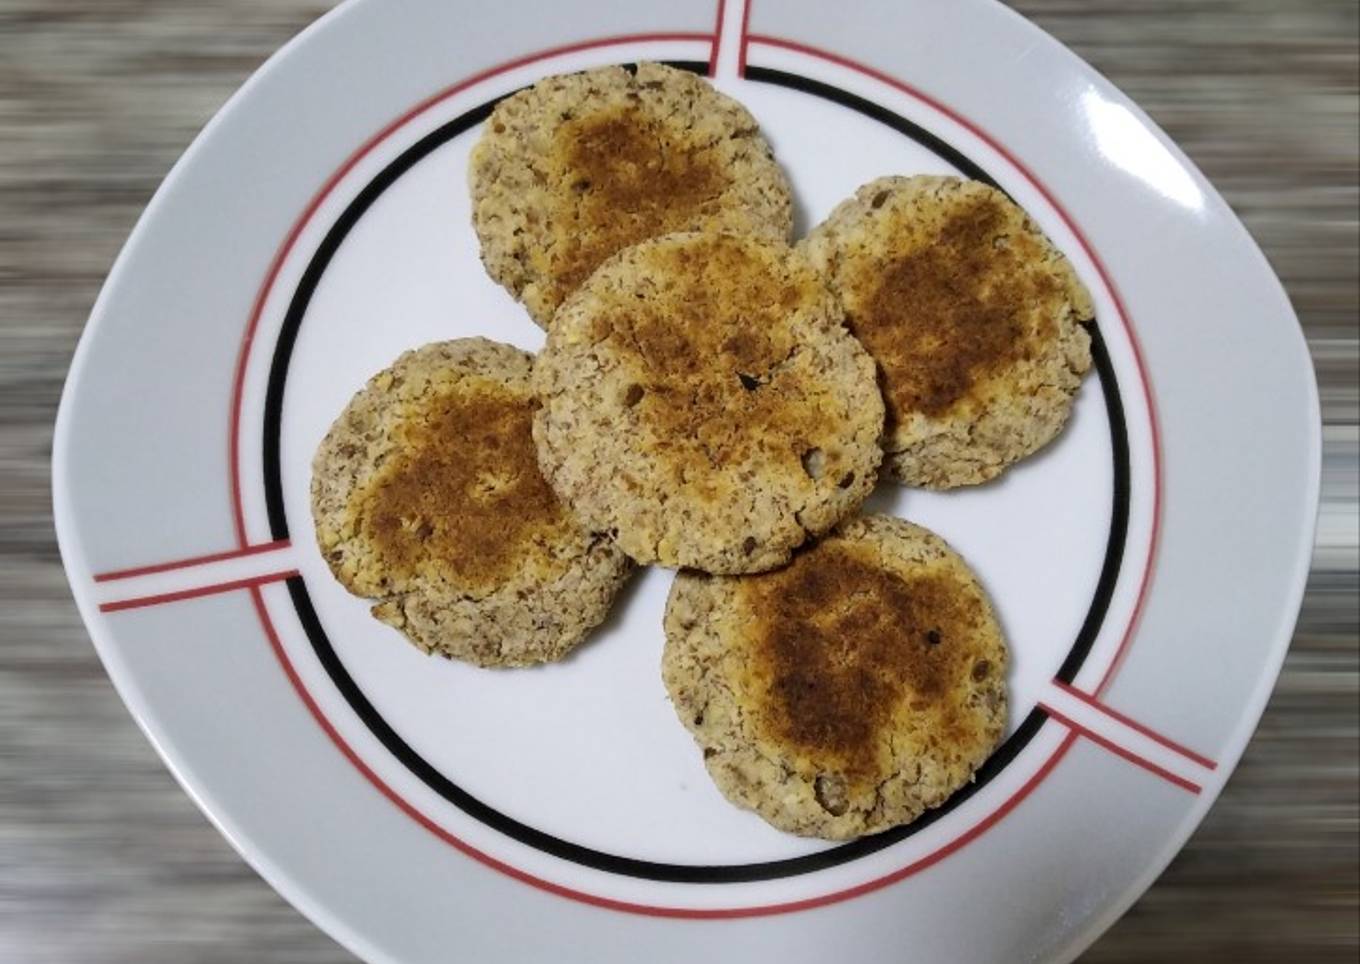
[533,232,884,574]
[801,175,1094,488]
[311,338,631,667]
[662,515,1008,840]
[469,62,793,327]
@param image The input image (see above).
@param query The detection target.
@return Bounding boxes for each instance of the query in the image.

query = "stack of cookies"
[312,64,1093,840]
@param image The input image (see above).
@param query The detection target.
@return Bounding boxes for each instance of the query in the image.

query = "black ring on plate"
[261,61,1130,884]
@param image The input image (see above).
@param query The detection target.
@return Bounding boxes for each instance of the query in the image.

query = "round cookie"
[662,515,1008,839]
[801,175,1094,488]
[469,62,793,327]
[311,338,631,667]
[532,232,884,574]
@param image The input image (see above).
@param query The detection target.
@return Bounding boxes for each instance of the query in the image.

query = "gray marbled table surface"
[1,1,1356,961]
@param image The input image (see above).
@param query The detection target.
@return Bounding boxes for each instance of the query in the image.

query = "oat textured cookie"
[662,515,1008,840]
[802,175,1094,488]
[311,338,631,667]
[533,232,884,574]
[469,62,793,327]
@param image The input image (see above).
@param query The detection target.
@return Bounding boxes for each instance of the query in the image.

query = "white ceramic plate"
[53,1,1320,961]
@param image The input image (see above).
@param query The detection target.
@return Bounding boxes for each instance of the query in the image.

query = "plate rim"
[51,0,1322,960]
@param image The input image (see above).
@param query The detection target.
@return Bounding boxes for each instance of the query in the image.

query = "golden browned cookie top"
[740,540,999,784]
[533,232,884,574]
[312,338,631,667]
[470,62,793,327]
[662,515,1008,839]
[802,175,1094,488]
[350,376,573,594]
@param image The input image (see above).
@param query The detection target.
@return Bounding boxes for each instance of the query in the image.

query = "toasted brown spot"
[546,104,730,302]
[593,235,844,494]
[738,542,994,783]
[845,194,1062,421]
[351,384,575,592]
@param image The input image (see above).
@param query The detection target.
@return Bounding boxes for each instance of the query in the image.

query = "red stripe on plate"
[100,570,299,613]
[1053,680,1217,770]
[737,0,755,76]
[1039,703,1202,794]
[708,0,727,77]
[94,540,292,583]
